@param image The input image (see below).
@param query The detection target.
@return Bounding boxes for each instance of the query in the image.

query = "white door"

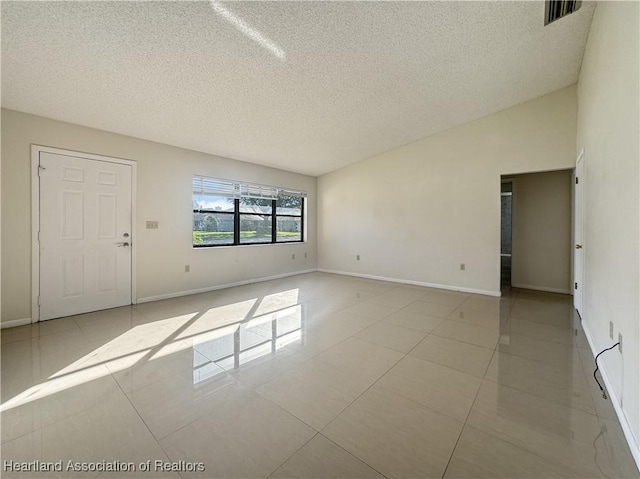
[39,152,132,320]
[573,150,584,315]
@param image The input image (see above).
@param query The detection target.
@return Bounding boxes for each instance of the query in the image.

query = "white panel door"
[573,151,584,316]
[39,152,132,320]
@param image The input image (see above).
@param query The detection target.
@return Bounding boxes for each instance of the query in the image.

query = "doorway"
[502,170,573,294]
[32,146,136,322]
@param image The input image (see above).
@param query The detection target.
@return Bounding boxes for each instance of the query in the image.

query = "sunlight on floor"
[1,289,302,412]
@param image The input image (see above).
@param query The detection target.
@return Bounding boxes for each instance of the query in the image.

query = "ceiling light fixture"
[210,1,286,61]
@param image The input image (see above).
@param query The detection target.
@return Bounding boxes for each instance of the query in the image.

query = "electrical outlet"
[356,254,360,261]
[292,253,295,260]
[146,221,159,229]
[460,263,465,271]
[185,265,190,273]
[609,321,614,339]
[618,333,622,353]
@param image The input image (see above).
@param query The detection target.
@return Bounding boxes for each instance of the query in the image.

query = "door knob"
[115,242,130,247]
[575,244,583,249]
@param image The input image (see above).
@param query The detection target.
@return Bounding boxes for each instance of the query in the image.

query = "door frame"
[572,148,585,316]
[31,145,138,323]
[500,177,516,288]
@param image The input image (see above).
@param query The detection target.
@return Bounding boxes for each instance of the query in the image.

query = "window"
[239,198,273,244]
[276,193,303,242]
[192,176,305,247]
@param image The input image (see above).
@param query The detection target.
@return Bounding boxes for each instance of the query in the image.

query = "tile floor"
[1,272,638,478]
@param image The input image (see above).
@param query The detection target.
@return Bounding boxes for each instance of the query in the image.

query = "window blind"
[279,188,307,198]
[240,183,279,200]
[192,176,239,198]
[193,175,307,200]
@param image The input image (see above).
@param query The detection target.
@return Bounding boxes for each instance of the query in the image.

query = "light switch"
[146,221,159,229]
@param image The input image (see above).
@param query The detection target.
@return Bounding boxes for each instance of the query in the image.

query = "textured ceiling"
[1,1,595,176]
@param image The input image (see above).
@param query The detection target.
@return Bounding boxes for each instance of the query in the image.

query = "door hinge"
[37,296,41,306]
[575,177,579,184]
[574,282,578,290]
[37,231,40,242]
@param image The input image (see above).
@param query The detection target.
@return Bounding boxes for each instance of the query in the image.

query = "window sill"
[193,241,307,250]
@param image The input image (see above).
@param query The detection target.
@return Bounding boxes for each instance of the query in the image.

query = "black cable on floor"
[593,342,620,399]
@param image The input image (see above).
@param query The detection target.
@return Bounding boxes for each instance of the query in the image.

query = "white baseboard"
[582,320,640,472]
[317,268,501,297]
[137,269,318,303]
[0,318,32,329]
[511,283,571,295]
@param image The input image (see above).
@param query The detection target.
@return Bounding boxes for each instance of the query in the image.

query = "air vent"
[544,0,582,25]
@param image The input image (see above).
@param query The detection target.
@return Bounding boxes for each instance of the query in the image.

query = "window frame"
[238,198,274,245]
[274,196,304,244]
[192,178,305,248]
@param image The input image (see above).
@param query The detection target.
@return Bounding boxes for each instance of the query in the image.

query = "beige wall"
[1,109,317,324]
[318,86,577,295]
[511,170,572,293]
[576,1,640,455]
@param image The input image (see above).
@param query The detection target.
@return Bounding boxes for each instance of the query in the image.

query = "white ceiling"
[1,1,595,176]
